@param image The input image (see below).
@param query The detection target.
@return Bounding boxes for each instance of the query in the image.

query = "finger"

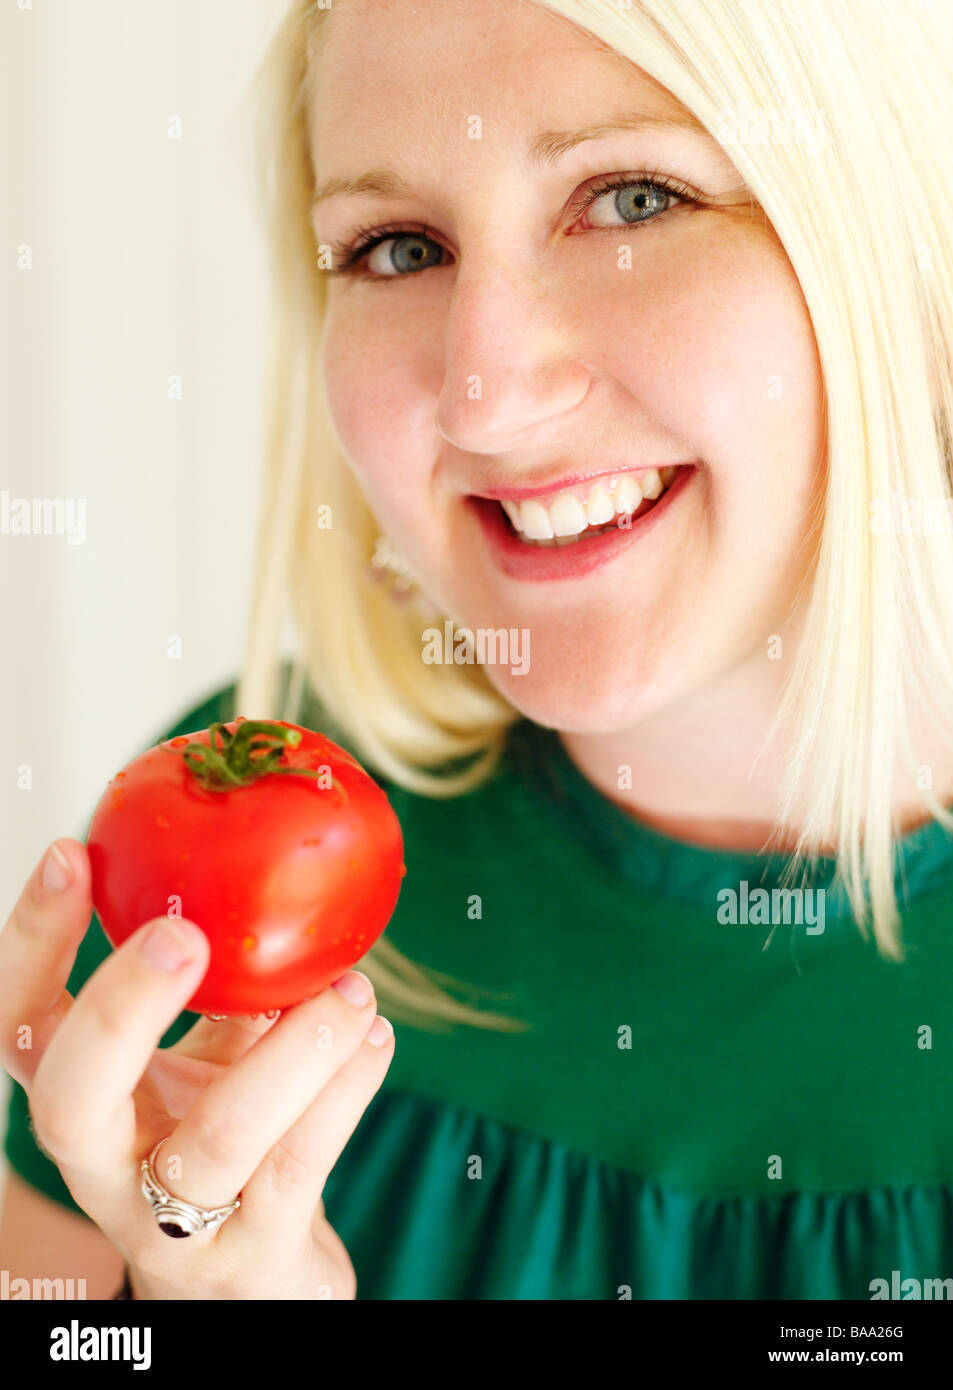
[155,971,380,1213]
[169,1009,282,1067]
[29,915,210,1182]
[229,1012,395,1247]
[0,839,93,1088]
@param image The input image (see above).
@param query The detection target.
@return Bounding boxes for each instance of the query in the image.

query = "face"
[308,0,825,734]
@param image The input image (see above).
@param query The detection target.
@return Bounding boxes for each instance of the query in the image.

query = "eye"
[572,174,694,229]
[363,231,447,278]
[325,222,448,280]
[324,172,698,280]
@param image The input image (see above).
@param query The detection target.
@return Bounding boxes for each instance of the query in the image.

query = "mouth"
[467,464,696,581]
[485,466,682,544]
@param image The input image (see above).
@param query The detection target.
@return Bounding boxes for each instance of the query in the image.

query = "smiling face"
[307,0,825,733]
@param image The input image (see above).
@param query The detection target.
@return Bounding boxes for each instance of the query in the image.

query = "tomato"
[86,718,405,1016]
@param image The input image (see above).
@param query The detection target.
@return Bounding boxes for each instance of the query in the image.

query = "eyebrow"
[310,113,710,209]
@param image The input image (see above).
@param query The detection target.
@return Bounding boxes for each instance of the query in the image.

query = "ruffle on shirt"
[322,1086,953,1300]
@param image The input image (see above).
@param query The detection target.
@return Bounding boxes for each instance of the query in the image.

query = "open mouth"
[491,466,682,545]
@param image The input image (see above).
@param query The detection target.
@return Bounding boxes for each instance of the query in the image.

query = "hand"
[0,839,396,1299]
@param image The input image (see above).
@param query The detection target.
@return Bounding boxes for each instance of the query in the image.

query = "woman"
[3,0,953,1300]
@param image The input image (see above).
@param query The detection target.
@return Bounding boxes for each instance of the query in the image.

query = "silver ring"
[140,1137,241,1239]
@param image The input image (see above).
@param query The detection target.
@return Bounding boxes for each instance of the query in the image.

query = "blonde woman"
[3,0,953,1302]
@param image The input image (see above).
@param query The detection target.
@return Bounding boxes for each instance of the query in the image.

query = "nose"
[434,257,593,455]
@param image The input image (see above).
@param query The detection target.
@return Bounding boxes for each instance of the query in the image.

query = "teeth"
[520,499,554,539]
[585,485,615,525]
[497,467,682,542]
[614,474,642,514]
[501,500,522,530]
[640,469,662,500]
[548,494,588,535]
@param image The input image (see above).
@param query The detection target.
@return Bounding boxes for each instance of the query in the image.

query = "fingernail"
[140,918,201,973]
[331,970,372,1008]
[366,1015,394,1048]
[41,842,72,893]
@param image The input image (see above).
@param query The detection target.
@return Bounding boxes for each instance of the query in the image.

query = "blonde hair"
[237,0,953,1026]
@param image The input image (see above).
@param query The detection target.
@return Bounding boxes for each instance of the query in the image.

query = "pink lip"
[471,464,693,502]
[468,464,697,582]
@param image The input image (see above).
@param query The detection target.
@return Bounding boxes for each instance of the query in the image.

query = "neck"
[558,641,953,856]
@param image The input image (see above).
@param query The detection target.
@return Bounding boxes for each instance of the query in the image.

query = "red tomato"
[86,718,405,1016]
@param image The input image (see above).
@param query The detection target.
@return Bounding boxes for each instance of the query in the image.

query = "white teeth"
[548,493,588,536]
[585,485,616,526]
[520,499,554,539]
[640,468,662,500]
[497,467,682,543]
[614,474,642,514]
[501,499,522,530]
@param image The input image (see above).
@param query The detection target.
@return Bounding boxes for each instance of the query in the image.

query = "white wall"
[1,0,290,1209]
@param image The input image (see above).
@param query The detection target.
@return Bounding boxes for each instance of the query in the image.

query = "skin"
[308,0,845,850]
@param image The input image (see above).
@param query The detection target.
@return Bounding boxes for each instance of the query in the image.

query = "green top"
[6,673,953,1299]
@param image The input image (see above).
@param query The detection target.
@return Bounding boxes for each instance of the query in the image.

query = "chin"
[482,659,680,735]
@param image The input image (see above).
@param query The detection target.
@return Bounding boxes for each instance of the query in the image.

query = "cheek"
[321,297,432,512]
[589,225,823,492]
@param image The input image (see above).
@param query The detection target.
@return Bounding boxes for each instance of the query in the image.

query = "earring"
[368,534,418,597]
[367,535,441,622]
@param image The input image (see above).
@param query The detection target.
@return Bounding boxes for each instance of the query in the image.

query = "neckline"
[507,718,953,921]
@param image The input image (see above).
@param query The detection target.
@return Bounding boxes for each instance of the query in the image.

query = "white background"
[1,0,290,1209]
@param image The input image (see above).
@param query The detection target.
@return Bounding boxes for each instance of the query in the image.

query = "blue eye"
[325,172,697,280]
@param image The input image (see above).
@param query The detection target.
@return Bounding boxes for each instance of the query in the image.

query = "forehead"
[307,0,693,157]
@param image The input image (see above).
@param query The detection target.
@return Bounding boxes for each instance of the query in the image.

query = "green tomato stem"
[179,719,318,792]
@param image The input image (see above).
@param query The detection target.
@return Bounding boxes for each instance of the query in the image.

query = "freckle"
[399,864,407,877]
[331,937,340,946]
[226,936,236,946]
[302,836,322,846]
[306,926,317,935]
[242,934,257,951]
[226,911,237,922]
[114,771,126,780]
[170,736,189,747]
[156,813,171,829]
[344,929,353,940]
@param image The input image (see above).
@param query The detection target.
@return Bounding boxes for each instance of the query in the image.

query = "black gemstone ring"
[140,1137,242,1239]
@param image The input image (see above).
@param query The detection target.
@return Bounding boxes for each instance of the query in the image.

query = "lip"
[471,464,694,503]
[468,464,697,582]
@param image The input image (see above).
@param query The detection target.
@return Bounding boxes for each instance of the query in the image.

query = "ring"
[140,1137,242,1238]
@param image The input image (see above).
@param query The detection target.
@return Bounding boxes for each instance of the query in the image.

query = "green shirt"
[6,673,953,1299]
